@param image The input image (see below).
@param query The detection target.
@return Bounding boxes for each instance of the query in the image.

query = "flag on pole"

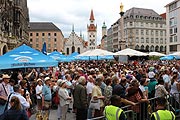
[42,42,47,55]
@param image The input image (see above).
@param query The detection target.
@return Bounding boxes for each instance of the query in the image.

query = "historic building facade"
[165,0,180,54]
[28,22,64,53]
[0,0,29,55]
[87,10,97,50]
[63,28,87,55]
[106,5,166,53]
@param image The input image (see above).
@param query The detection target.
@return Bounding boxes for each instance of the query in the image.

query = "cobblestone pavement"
[29,109,76,120]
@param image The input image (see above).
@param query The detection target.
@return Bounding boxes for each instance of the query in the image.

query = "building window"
[72,46,75,53]
[170,45,177,52]
[42,33,45,36]
[174,28,177,33]
[151,30,154,35]
[160,31,163,36]
[54,38,57,42]
[67,48,69,55]
[30,33,33,36]
[141,22,143,27]
[170,29,173,34]
[156,31,158,36]
[160,38,163,44]
[136,37,139,43]
[151,38,154,43]
[77,47,80,53]
[30,39,32,42]
[146,30,149,35]
[141,37,144,43]
[146,38,149,43]
[54,33,57,36]
[54,44,57,47]
[130,22,133,26]
[170,36,173,42]
[156,38,159,43]
[36,33,39,36]
[47,49,51,53]
[48,44,51,48]
[48,33,51,36]
[174,36,177,42]
[141,30,144,35]
[136,30,139,35]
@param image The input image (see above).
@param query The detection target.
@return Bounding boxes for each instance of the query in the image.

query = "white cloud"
[27,0,172,44]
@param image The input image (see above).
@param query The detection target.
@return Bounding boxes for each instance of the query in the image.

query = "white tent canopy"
[115,48,148,56]
[148,52,166,56]
[169,51,180,56]
[78,49,117,56]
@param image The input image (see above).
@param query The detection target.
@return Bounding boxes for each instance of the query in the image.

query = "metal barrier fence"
[88,93,180,120]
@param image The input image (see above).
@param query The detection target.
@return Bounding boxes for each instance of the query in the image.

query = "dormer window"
[136,15,139,18]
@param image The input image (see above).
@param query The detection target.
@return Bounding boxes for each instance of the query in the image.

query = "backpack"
[52,88,60,105]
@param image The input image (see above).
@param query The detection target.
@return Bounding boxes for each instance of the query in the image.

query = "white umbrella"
[78,49,117,56]
[148,52,166,56]
[115,48,148,56]
[169,51,180,56]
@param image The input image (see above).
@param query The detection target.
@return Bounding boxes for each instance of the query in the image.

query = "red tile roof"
[160,13,166,19]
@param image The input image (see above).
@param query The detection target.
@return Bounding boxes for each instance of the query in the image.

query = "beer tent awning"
[0,44,58,69]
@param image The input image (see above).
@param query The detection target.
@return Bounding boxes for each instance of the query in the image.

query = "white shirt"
[36,85,43,99]
[86,82,94,95]
[9,92,30,109]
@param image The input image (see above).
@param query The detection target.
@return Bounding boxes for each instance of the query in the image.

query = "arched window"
[160,46,163,52]
[77,47,80,54]
[146,45,149,51]
[150,45,154,52]
[135,45,139,50]
[72,46,75,53]
[155,46,159,52]
[141,45,144,50]
[67,48,69,55]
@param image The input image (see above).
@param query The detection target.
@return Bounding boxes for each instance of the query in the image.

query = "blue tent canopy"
[48,51,68,62]
[160,55,175,60]
[0,44,58,69]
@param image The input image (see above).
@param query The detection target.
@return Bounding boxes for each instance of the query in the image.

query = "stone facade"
[106,7,166,53]
[165,0,180,54]
[0,0,29,55]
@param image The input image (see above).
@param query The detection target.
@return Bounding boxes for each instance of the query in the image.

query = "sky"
[27,0,173,44]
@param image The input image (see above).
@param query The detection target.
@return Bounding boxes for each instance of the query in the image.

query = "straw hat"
[2,74,10,79]
[44,77,50,82]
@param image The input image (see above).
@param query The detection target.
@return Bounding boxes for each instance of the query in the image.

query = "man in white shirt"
[86,75,95,101]
[9,84,30,109]
[36,78,43,111]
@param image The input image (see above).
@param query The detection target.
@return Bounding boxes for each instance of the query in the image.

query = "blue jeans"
[0,104,6,115]
[87,108,93,119]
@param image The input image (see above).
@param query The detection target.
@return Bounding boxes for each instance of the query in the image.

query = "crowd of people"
[0,60,179,120]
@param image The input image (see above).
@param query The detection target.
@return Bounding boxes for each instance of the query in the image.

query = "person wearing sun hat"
[42,77,52,119]
[35,78,43,111]
[0,74,11,115]
[58,80,72,120]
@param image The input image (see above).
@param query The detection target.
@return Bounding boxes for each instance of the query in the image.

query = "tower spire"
[89,9,95,20]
